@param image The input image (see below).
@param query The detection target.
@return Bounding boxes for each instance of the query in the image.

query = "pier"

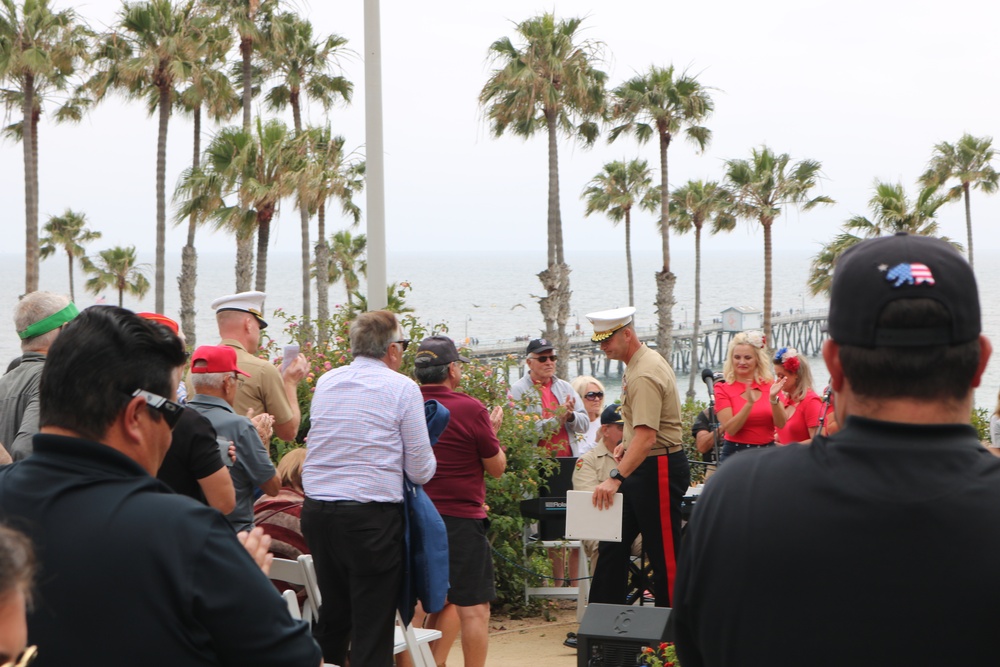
[467,311,828,376]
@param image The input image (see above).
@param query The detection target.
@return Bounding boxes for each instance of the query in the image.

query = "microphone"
[701,368,716,392]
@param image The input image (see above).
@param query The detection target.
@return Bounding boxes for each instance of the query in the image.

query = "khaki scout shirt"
[221,339,294,425]
[620,344,683,452]
[572,441,617,492]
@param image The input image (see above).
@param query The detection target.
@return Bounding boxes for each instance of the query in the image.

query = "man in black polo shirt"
[0,306,320,666]
[672,233,1000,666]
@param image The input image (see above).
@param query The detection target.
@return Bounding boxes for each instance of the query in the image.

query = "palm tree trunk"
[255,213,271,293]
[625,208,634,306]
[23,74,39,293]
[963,182,974,268]
[315,202,330,347]
[235,232,254,291]
[655,129,675,359]
[179,105,201,348]
[762,217,773,345]
[155,84,170,314]
[241,37,252,132]
[686,222,703,400]
[538,109,570,378]
[66,251,75,302]
[292,95,312,340]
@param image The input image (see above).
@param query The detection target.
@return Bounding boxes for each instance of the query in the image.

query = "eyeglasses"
[1,645,37,667]
[230,373,245,387]
[530,355,558,363]
[131,389,185,430]
[584,391,604,400]
[394,339,410,352]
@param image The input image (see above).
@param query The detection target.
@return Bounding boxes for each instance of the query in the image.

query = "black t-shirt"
[158,408,223,503]
[673,416,1000,666]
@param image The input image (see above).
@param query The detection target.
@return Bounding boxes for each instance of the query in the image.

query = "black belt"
[723,440,774,447]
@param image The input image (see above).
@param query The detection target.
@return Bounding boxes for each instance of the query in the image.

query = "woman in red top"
[714,330,787,462]
[773,347,823,444]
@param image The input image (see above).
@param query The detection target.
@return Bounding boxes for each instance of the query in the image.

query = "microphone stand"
[817,379,833,436]
[707,383,722,468]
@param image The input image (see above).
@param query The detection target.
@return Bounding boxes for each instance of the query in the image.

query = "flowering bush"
[638,641,680,667]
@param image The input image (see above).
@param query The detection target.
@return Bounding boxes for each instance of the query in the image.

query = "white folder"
[564,490,623,542]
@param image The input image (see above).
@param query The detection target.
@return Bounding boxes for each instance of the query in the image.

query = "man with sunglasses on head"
[508,338,589,456]
[302,310,436,667]
[187,345,280,533]
[0,306,321,666]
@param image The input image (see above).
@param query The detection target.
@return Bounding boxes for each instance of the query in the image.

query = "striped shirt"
[303,356,435,503]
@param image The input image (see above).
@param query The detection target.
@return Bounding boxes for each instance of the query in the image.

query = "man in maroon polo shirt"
[414,335,506,667]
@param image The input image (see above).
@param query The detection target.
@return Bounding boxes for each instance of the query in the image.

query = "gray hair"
[191,371,228,392]
[414,363,450,385]
[350,310,400,359]
[16,291,71,352]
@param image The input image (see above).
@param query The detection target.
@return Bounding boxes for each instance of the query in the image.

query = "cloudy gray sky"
[3,0,999,265]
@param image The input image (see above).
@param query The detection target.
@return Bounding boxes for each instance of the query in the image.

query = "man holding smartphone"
[212,291,307,442]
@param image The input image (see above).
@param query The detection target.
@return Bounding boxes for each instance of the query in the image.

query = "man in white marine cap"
[212,291,307,442]
[585,306,690,608]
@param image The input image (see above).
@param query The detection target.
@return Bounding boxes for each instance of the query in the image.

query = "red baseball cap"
[190,345,250,376]
[137,312,179,334]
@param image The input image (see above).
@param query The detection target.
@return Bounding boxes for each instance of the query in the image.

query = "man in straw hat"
[585,306,690,608]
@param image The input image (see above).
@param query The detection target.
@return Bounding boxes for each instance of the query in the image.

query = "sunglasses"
[131,389,185,430]
[394,339,411,352]
[1,645,37,667]
[531,355,558,363]
[584,391,604,400]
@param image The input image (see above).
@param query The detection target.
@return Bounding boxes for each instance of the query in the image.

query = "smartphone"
[280,344,300,373]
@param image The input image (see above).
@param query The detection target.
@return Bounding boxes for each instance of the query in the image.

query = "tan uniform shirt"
[621,344,683,452]
[221,339,294,425]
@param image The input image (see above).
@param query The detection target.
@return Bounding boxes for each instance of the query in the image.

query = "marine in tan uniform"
[212,291,307,441]
[585,306,690,608]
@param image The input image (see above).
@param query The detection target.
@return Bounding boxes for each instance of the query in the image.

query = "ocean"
[6,247,1000,411]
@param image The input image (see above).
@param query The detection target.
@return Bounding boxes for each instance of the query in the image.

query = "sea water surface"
[6,247,1000,410]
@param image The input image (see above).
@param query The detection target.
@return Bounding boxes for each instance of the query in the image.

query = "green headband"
[18,303,79,340]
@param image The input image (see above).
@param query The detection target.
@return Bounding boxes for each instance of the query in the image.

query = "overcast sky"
[3,0,999,266]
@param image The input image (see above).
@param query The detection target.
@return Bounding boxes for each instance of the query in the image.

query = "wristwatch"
[609,468,626,483]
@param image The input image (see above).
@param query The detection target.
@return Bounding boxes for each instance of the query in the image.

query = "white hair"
[191,371,228,392]
[16,291,71,352]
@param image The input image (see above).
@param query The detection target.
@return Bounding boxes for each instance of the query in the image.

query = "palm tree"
[724,146,833,342]
[327,229,366,307]
[808,181,952,296]
[174,18,237,347]
[608,65,714,358]
[0,0,90,293]
[39,209,101,301]
[299,126,363,336]
[581,158,657,307]
[205,0,275,289]
[261,12,351,329]
[670,180,735,399]
[347,281,411,318]
[479,12,606,378]
[88,0,213,313]
[179,117,303,294]
[919,133,998,268]
[85,245,150,307]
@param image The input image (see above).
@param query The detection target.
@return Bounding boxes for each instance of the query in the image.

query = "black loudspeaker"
[577,603,672,667]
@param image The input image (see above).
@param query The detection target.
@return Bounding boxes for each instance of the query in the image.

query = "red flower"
[783,356,800,373]
[659,642,670,650]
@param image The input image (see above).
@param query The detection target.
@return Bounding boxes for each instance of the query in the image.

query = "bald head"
[216,310,259,352]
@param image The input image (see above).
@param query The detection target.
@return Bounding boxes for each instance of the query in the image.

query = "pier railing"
[466,310,828,376]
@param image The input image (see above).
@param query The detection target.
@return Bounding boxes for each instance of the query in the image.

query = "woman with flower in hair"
[773,347,824,445]
[714,330,787,462]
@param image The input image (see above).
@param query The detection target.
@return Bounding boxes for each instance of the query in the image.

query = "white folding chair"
[282,590,300,620]
[269,557,315,624]
[298,555,441,667]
